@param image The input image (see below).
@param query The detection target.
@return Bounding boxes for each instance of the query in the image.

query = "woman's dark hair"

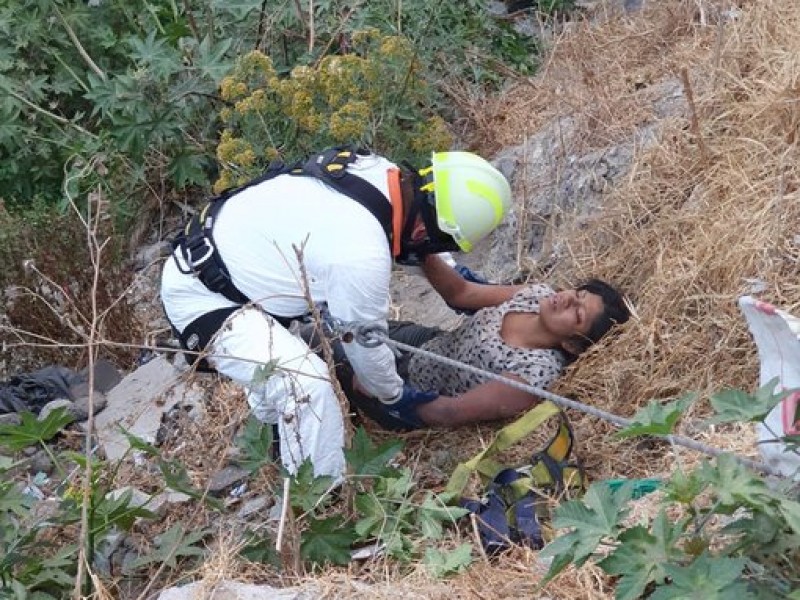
[566,278,630,357]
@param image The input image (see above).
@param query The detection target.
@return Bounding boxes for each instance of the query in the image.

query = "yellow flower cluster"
[351,27,381,49]
[378,35,415,64]
[234,89,269,116]
[213,30,449,189]
[409,115,453,154]
[319,55,373,107]
[330,101,371,141]
[220,76,249,102]
[215,130,257,191]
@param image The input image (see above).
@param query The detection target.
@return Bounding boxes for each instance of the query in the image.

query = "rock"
[208,465,250,493]
[38,399,75,422]
[27,448,54,475]
[481,79,688,281]
[157,581,320,600]
[0,413,21,426]
[133,241,172,271]
[70,391,107,420]
[39,394,107,422]
[237,495,271,519]
[30,497,60,522]
[77,358,123,394]
[94,355,208,462]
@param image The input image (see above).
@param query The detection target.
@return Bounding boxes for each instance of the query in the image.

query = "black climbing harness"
[172,146,396,306]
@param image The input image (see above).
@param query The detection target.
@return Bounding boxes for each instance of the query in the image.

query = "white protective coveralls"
[160,154,405,479]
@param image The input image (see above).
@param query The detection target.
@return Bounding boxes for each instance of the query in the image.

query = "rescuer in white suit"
[160,147,511,479]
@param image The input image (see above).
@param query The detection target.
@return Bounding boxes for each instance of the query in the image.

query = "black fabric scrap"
[0,366,83,415]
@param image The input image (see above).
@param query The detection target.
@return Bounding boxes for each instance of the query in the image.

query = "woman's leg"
[209,305,346,479]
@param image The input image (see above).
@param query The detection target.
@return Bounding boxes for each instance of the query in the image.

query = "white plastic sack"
[738,295,800,479]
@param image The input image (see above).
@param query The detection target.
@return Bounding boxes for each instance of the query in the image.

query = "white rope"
[335,320,785,478]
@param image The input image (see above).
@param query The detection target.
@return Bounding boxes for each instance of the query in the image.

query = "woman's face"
[539,289,605,340]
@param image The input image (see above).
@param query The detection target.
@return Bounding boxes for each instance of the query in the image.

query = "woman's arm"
[421,254,523,310]
[415,373,540,427]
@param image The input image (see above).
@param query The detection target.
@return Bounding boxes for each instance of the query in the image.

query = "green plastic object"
[602,478,662,499]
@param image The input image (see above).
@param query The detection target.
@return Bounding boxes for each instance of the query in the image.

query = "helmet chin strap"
[394,169,459,266]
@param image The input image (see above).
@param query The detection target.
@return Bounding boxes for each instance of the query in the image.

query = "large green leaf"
[648,553,755,600]
[124,524,208,572]
[234,415,274,474]
[616,393,696,439]
[424,543,472,578]
[193,36,233,81]
[168,151,209,189]
[289,459,336,512]
[345,426,403,479]
[354,492,387,537]
[539,482,633,582]
[300,516,356,566]
[705,378,790,425]
[700,455,774,511]
[0,408,74,451]
[599,512,688,600]
[416,493,469,540]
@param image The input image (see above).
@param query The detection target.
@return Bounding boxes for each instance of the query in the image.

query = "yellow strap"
[547,420,573,462]
[445,400,561,496]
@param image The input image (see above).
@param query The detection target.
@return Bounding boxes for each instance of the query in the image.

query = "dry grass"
[402,0,800,595]
[115,0,800,596]
[412,0,800,488]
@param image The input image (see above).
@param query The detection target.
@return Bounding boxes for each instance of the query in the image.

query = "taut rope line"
[336,320,785,478]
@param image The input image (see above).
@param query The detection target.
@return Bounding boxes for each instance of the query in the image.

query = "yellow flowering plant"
[213,30,452,193]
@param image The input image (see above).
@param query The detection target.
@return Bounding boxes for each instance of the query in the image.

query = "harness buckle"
[187,237,215,270]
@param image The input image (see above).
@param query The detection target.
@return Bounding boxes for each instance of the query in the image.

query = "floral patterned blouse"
[407,284,567,395]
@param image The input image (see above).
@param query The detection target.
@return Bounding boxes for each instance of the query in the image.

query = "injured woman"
[302,254,630,430]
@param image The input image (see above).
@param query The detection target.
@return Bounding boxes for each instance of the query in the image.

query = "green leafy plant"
[123,524,210,573]
[234,415,275,474]
[123,429,224,509]
[0,408,74,452]
[273,427,469,571]
[423,543,473,578]
[616,393,696,439]
[539,382,800,599]
[0,414,220,595]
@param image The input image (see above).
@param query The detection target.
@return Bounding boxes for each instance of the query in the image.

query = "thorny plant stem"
[293,243,354,448]
[680,67,709,166]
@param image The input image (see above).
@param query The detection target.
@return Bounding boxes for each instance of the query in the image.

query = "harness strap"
[172,146,396,306]
[449,403,584,556]
[445,400,561,497]
[297,147,394,245]
[461,494,511,555]
[173,159,292,305]
[462,468,546,554]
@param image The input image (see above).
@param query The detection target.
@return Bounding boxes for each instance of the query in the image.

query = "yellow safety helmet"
[424,151,512,252]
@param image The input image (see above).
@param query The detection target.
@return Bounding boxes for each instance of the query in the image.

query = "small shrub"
[0,199,140,373]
